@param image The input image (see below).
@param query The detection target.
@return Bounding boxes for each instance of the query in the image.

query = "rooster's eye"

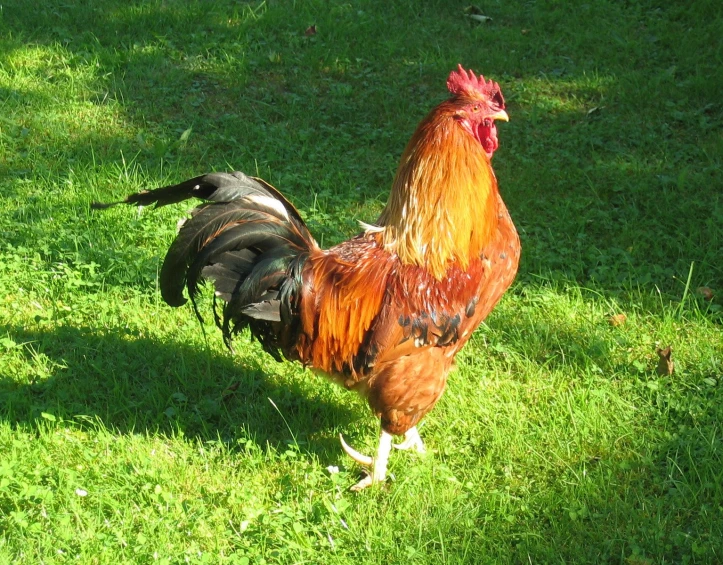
[471,105,480,112]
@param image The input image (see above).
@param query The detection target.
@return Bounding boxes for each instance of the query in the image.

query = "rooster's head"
[447,65,508,158]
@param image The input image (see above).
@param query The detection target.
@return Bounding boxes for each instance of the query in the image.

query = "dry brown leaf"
[609,313,627,327]
[656,346,674,376]
[305,24,317,36]
[221,381,241,401]
[697,286,714,301]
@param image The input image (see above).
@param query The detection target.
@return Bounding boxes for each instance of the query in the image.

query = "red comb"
[447,64,504,105]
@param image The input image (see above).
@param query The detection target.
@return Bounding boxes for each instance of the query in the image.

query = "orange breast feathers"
[296,237,395,375]
[293,235,502,378]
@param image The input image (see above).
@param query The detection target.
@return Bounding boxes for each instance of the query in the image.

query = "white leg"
[393,426,426,454]
[339,430,394,491]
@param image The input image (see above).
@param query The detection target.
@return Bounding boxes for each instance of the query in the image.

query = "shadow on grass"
[0,323,356,463]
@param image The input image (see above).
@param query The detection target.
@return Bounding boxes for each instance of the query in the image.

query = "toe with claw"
[339,431,393,491]
[339,433,373,467]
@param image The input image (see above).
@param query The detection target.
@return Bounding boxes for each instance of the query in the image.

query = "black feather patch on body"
[398,310,462,349]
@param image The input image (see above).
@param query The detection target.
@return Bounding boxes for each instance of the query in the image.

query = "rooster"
[93,66,520,490]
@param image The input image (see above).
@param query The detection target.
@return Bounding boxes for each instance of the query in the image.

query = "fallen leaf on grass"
[656,346,674,376]
[221,381,241,401]
[305,25,317,36]
[464,6,492,23]
[697,286,714,301]
[609,313,627,326]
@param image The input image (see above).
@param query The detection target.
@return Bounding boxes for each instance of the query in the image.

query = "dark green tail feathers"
[92,172,316,353]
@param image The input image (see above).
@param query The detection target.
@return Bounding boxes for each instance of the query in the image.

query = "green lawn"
[1,0,722,563]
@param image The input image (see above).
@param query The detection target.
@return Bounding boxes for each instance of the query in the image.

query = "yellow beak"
[490,109,509,122]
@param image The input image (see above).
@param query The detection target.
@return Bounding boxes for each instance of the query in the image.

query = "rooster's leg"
[393,426,426,454]
[339,430,393,491]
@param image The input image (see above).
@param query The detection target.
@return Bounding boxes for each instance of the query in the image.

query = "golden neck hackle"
[377,104,500,279]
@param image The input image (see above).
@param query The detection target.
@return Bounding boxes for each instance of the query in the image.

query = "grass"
[1,0,722,562]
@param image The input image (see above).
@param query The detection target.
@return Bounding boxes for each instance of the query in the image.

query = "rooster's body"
[95,66,520,489]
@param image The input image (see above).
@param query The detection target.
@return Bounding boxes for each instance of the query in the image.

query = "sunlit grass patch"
[0,0,721,563]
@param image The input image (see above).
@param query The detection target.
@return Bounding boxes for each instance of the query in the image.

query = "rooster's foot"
[393,426,426,454]
[339,431,392,491]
